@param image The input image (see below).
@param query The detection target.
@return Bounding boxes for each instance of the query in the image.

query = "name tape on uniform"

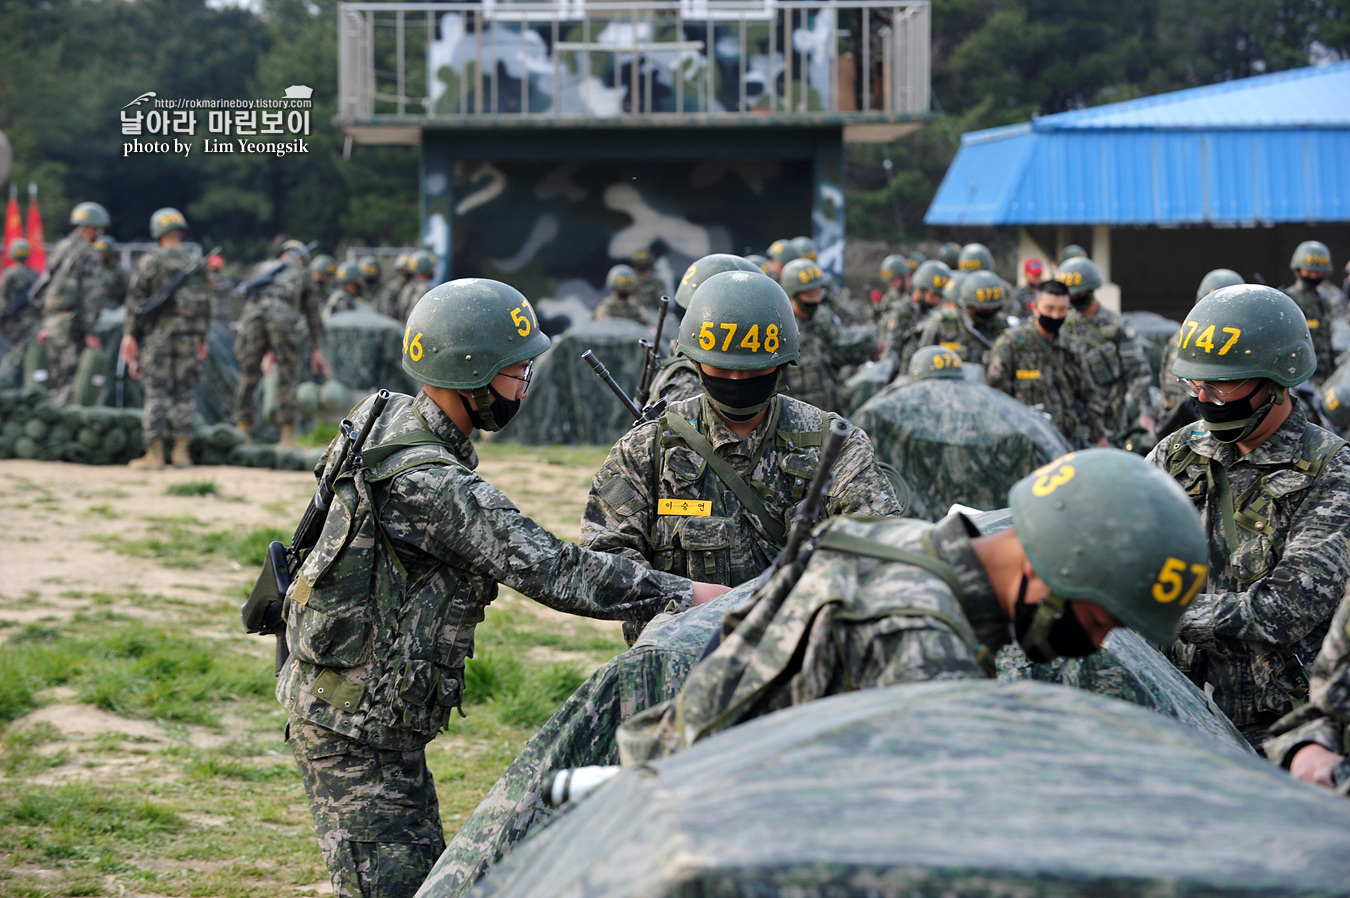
[657,498,712,516]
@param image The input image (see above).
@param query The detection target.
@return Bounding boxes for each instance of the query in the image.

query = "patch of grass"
[464,653,587,730]
[0,782,182,855]
[94,519,290,569]
[300,420,341,448]
[165,479,220,497]
[82,502,118,518]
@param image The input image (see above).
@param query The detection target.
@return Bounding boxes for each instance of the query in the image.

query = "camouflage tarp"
[502,319,656,446]
[467,680,1350,898]
[1121,310,1180,379]
[418,511,1251,898]
[322,304,417,395]
[851,379,1071,520]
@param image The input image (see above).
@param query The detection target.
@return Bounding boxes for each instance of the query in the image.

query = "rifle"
[583,349,668,427]
[241,389,391,674]
[132,245,221,332]
[765,418,851,580]
[634,295,671,407]
[235,240,319,301]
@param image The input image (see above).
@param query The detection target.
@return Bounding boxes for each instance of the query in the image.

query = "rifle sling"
[662,409,787,545]
[815,528,967,615]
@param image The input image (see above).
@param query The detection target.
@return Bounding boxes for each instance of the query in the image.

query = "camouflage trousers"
[40,312,85,406]
[140,331,202,442]
[288,720,445,898]
[233,314,302,427]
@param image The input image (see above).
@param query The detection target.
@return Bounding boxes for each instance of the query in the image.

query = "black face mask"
[971,308,999,322]
[1195,383,1281,444]
[1069,293,1093,310]
[1301,274,1325,289]
[461,385,522,432]
[1037,313,1066,336]
[699,369,780,422]
[796,300,822,321]
[1012,576,1097,663]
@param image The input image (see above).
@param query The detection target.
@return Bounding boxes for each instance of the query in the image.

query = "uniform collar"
[413,390,479,469]
[695,394,779,458]
[1184,402,1309,467]
[929,513,1007,653]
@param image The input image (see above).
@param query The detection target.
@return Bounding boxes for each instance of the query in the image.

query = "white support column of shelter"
[1093,223,1121,312]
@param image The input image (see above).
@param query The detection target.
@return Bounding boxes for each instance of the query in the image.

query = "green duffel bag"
[71,347,110,407]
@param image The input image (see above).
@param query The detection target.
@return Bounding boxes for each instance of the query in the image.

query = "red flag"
[25,183,46,274]
[2,186,21,271]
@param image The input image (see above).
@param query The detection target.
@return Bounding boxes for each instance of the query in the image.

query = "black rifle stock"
[635,295,672,406]
[235,240,319,301]
[770,418,852,577]
[241,389,391,674]
[582,349,668,427]
[132,245,221,335]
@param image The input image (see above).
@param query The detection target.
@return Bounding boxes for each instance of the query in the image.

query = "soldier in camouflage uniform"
[323,262,365,321]
[1147,284,1350,750]
[121,208,212,469]
[1010,258,1044,317]
[593,264,648,324]
[1057,257,1157,445]
[373,254,411,320]
[0,238,40,347]
[648,253,761,406]
[778,259,877,414]
[630,248,663,315]
[233,240,330,447]
[1160,269,1244,416]
[882,258,950,362]
[93,234,128,311]
[36,201,109,406]
[765,238,801,281]
[873,254,910,327]
[309,254,337,303]
[357,254,381,297]
[1060,244,1087,264]
[985,280,1108,449]
[397,251,435,321]
[617,449,1208,764]
[937,241,961,270]
[1282,240,1337,385]
[902,269,1010,369]
[582,269,900,645]
[278,278,727,898]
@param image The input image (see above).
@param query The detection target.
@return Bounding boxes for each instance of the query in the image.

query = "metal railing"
[337,0,930,122]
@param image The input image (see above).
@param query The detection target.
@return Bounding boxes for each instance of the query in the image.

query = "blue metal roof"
[925,62,1350,226]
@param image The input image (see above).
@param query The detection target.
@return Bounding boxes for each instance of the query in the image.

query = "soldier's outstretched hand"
[1291,743,1345,789]
[311,348,332,376]
[692,582,732,606]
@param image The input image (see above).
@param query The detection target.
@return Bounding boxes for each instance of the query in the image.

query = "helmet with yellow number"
[766,239,802,265]
[358,255,382,280]
[780,258,828,299]
[309,254,337,278]
[1290,240,1332,275]
[957,242,994,272]
[1321,384,1350,430]
[909,345,964,381]
[674,253,761,309]
[677,270,800,370]
[879,254,908,282]
[790,236,819,261]
[1055,257,1102,296]
[959,270,1006,310]
[149,207,187,239]
[912,260,952,294]
[1171,284,1314,387]
[70,202,110,229]
[605,264,639,293]
[337,261,362,285]
[408,250,435,277]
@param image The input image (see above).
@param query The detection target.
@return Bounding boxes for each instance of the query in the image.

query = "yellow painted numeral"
[1180,320,1199,348]
[511,305,532,336]
[1152,557,1208,605]
[406,330,425,361]
[765,324,780,353]
[719,322,738,351]
[699,321,715,350]
[1218,327,1241,355]
[740,324,760,352]
[681,265,697,288]
[1030,454,1076,497]
[1194,324,1216,353]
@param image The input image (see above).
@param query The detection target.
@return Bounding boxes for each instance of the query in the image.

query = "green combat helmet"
[358,255,382,280]
[909,345,964,381]
[309,255,337,278]
[1321,384,1350,430]
[7,238,31,261]
[912,259,952,294]
[678,270,800,370]
[957,242,994,272]
[943,271,968,305]
[605,264,638,293]
[336,261,362,285]
[1060,244,1088,263]
[1009,448,1208,651]
[1196,268,1244,302]
[1290,240,1332,275]
[1172,284,1314,387]
[92,235,118,257]
[780,258,827,298]
[394,253,412,274]
[409,250,435,277]
[149,207,187,239]
[937,241,961,269]
[279,239,306,257]
[675,253,761,309]
[791,236,819,261]
[745,254,772,277]
[1056,256,1103,296]
[401,278,551,429]
[766,239,802,266]
[70,202,110,229]
[905,251,926,271]
[879,254,909,282]
[959,269,1006,310]
[631,248,654,270]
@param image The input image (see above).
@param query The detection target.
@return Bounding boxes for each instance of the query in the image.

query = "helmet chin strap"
[1204,384,1283,444]
[1019,592,1069,663]
[461,386,504,432]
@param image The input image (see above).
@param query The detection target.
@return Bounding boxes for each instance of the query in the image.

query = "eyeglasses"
[498,360,534,390]
[1178,378,1253,405]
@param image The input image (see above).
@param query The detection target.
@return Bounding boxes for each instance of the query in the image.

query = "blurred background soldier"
[0,238,40,346]
[884,259,950,363]
[93,234,127,311]
[120,208,211,470]
[874,254,911,326]
[1151,285,1350,750]
[374,253,411,319]
[1058,256,1156,446]
[397,250,435,321]
[594,264,646,323]
[309,254,337,301]
[937,241,961,270]
[233,239,329,447]
[205,252,235,325]
[630,247,662,313]
[745,253,772,277]
[1011,258,1044,316]
[764,237,801,280]
[902,269,1010,370]
[357,254,381,297]
[1060,244,1088,264]
[1282,241,1336,385]
[323,261,365,320]
[985,279,1108,449]
[36,201,109,406]
[778,258,875,414]
[1159,269,1245,418]
[583,269,899,644]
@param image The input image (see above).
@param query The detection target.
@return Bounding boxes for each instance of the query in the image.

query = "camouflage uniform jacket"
[1147,406,1350,729]
[877,288,914,344]
[373,276,406,320]
[1264,590,1350,769]
[985,320,1108,449]
[0,264,40,343]
[42,231,106,335]
[277,390,694,752]
[781,311,876,413]
[901,307,1009,369]
[1158,338,1188,413]
[648,356,703,406]
[634,275,663,315]
[124,246,212,342]
[1282,280,1335,384]
[582,393,900,587]
[322,286,360,321]
[616,513,1006,763]
[1062,305,1155,439]
[102,263,129,311]
[593,292,649,325]
[398,279,431,322]
[242,259,323,346]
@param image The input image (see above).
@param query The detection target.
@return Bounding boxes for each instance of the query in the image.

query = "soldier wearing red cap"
[1010,258,1044,317]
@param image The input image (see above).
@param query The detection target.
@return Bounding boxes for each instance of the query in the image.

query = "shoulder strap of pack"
[815,527,964,604]
[662,409,787,545]
[1232,423,1347,547]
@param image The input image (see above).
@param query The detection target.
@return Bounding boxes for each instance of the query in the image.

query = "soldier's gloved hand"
[692,582,732,606]
[1290,743,1345,788]
[85,334,102,351]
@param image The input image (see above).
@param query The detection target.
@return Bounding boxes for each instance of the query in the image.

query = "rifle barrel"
[583,350,644,420]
